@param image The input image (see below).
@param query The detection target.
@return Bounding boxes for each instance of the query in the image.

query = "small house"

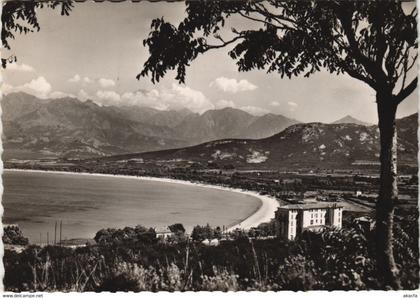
[155,227,174,240]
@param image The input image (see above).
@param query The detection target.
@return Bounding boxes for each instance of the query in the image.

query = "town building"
[155,227,174,240]
[280,178,303,185]
[274,203,343,240]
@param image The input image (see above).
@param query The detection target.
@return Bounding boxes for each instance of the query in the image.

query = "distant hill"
[174,107,257,143]
[237,113,300,139]
[106,113,417,169]
[106,105,195,128]
[174,108,299,142]
[332,115,372,126]
[2,92,46,122]
[2,92,300,160]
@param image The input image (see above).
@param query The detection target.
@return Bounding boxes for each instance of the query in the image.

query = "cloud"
[98,78,116,88]
[119,84,214,113]
[6,63,35,72]
[83,77,92,84]
[288,101,298,111]
[4,76,52,98]
[95,90,121,105]
[68,74,93,85]
[170,84,213,112]
[270,101,280,107]
[2,76,76,100]
[2,83,15,94]
[78,89,90,101]
[68,74,81,83]
[210,77,257,93]
[239,105,269,116]
[120,90,167,110]
[23,77,52,98]
[215,100,235,109]
[5,79,211,112]
[49,91,75,98]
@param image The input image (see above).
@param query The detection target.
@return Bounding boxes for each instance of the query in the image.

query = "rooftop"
[155,227,172,234]
[278,202,344,210]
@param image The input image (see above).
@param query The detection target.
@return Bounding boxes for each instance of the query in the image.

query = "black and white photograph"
[1,0,418,293]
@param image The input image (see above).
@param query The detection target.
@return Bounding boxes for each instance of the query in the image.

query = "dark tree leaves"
[1,0,73,68]
[139,0,417,104]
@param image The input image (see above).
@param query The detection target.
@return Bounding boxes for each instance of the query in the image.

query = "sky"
[2,1,418,123]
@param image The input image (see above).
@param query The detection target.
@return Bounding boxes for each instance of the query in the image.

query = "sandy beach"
[4,168,280,231]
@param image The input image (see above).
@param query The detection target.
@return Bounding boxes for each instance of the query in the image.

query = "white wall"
[288,210,298,240]
[282,206,342,240]
[301,208,328,228]
[332,207,343,228]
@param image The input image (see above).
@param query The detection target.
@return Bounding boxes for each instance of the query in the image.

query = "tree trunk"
[375,93,401,290]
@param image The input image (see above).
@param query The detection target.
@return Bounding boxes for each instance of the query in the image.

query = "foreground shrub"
[291,226,376,290]
[3,225,29,245]
[200,266,239,291]
[96,273,140,292]
[94,225,157,246]
[4,213,418,291]
[277,254,319,290]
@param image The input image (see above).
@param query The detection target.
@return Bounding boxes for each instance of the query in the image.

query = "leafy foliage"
[94,225,157,246]
[4,211,418,291]
[191,224,214,242]
[139,1,417,104]
[1,0,73,68]
[191,224,225,242]
[168,223,186,235]
[137,1,418,289]
[3,225,29,245]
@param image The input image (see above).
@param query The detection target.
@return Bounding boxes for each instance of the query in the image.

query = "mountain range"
[332,115,372,126]
[104,113,417,169]
[2,92,299,160]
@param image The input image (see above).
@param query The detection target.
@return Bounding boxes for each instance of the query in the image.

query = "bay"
[2,170,262,243]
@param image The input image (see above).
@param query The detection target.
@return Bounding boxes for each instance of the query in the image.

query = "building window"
[310,220,313,225]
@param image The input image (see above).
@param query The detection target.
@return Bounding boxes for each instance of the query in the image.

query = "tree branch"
[395,77,417,104]
[336,10,387,89]
[340,61,377,90]
[250,2,300,30]
[204,35,244,51]
[236,10,293,31]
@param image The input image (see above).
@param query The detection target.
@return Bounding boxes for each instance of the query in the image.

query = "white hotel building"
[274,203,343,240]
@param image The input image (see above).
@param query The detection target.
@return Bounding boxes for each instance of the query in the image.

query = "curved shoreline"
[4,168,280,232]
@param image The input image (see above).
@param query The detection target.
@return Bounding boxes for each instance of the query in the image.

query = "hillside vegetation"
[4,209,418,291]
[102,113,417,169]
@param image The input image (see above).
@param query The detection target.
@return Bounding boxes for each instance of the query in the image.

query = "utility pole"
[47,232,49,245]
[54,221,57,245]
[59,220,62,246]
